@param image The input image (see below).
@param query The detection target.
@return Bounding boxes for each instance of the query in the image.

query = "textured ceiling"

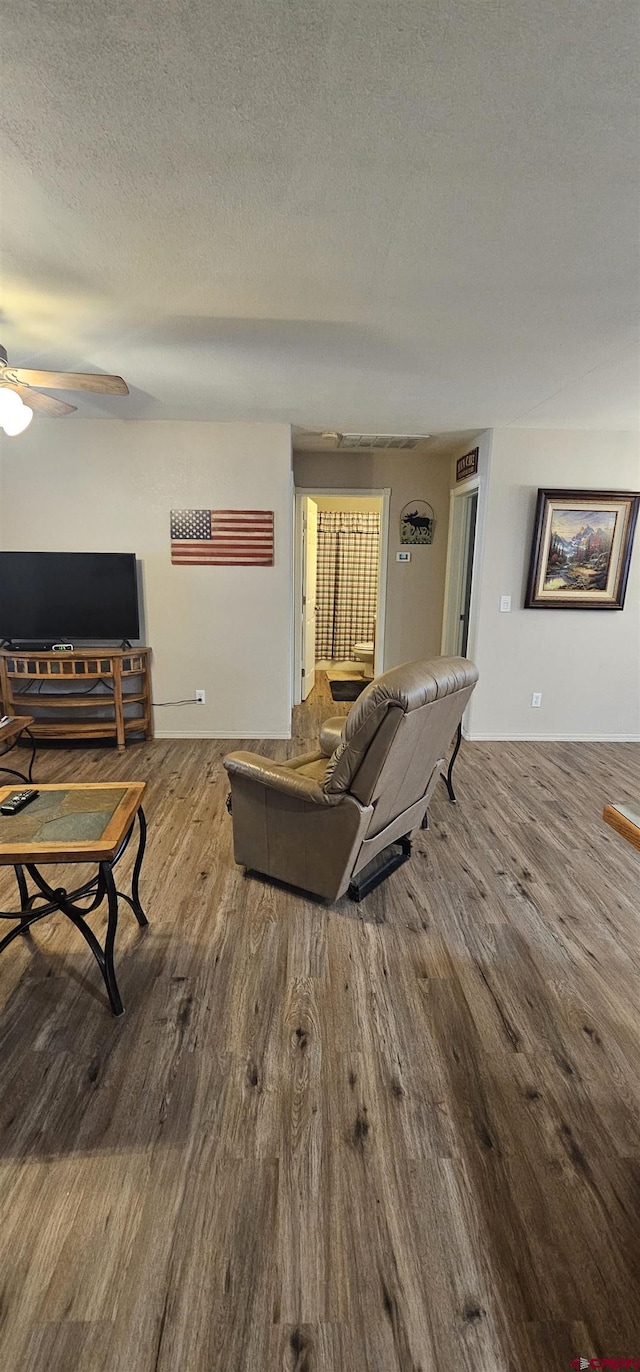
[1,0,638,430]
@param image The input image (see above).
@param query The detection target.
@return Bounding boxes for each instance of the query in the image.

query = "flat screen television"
[0,551,140,643]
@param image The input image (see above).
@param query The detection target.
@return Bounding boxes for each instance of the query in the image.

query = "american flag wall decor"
[170,510,275,566]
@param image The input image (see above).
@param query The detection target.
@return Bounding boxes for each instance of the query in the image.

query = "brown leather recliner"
[223,656,478,902]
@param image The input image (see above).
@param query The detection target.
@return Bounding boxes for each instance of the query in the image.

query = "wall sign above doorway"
[456,448,479,482]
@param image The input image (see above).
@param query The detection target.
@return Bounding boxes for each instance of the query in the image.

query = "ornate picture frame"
[525,489,640,610]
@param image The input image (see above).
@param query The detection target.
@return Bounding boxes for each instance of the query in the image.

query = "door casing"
[441,476,481,660]
[300,496,318,700]
[292,488,390,706]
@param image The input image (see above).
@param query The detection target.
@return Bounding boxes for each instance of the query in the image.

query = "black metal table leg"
[0,805,147,1015]
[110,809,148,928]
[124,808,148,927]
[442,722,463,804]
[14,864,29,911]
[0,728,37,786]
[14,864,33,934]
[102,862,124,1016]
[30,865,125,1015]
[0,764,32,785]
[25,729,37,783]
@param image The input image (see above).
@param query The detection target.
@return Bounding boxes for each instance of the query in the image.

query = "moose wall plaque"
[400,501,436,545]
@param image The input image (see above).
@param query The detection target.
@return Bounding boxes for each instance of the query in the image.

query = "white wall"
[468,429,640,740]
[0,421,293,737]
[294,449,452,669]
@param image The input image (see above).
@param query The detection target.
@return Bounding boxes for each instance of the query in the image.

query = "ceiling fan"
[0,343,129,434]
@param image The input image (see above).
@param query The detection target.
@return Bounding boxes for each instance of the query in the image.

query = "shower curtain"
[316,510,380,660]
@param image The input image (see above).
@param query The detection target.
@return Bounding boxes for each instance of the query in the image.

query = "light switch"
[500,595,511,612]
[396,551,411,562]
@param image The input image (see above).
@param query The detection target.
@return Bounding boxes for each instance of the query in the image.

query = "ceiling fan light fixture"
[0,386,23,422]
[0,387,33,435]
[2,402,33,436]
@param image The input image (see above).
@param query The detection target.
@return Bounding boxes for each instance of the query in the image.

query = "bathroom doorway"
[293,489,390,705]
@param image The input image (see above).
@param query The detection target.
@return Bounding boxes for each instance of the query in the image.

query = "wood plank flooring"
[0,676,639,1371]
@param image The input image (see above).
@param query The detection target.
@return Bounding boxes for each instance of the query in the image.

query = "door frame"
[300,495,319,701]
[293,487,391,706]
[441,475,481,662]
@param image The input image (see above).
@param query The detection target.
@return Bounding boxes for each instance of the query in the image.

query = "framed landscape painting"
[525,489,640,610]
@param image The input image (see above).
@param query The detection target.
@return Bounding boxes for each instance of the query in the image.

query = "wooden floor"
[1,676,639,1371]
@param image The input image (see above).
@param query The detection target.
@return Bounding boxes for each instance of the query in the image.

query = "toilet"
[353,640,375,679]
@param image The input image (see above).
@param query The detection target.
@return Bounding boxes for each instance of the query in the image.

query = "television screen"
[0,552,140,642]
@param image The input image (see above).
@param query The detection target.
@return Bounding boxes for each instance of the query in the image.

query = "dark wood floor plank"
[18,1319,113,1372]
[0,677,639,1368]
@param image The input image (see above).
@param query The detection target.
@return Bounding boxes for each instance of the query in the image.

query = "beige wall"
[294,449,451,669]
[467,429,640,739]
[313,495,380,513]
[0,421,293,737]
[6,420,633,742]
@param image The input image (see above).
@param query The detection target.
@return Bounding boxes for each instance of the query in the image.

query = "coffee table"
[603,801,640,853]
[0,782,147,1015]
[0,715,36,784]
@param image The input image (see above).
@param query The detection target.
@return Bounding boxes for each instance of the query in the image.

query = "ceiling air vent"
[338,433,429,451]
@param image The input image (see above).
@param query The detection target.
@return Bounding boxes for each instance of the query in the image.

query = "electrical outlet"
[531,692,542,708]
[195,689,205,704]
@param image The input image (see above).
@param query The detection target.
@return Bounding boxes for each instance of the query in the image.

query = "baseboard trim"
[153,728,638,743]
[466,731,640,743]
[154,729,292,740]
[317,659,363,673]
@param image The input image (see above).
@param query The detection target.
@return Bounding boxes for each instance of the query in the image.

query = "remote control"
[0,790,40,815]
[0,715,14,727]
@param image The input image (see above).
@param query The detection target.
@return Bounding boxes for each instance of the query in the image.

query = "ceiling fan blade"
[5,369,129,395]
[4,383,77,417]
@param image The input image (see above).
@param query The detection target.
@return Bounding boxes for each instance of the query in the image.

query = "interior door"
[301,496,318,700]
[457,491,478,655]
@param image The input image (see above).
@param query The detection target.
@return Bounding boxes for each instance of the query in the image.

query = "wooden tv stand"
[0,648,153,752]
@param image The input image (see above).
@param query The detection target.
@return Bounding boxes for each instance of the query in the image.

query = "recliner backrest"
[323,656,478,831]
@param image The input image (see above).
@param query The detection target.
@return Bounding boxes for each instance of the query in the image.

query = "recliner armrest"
[224,751,335,805]
[319,716,346,756]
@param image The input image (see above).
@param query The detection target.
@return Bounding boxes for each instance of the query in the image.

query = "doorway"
[294,489,390,705]
[442,481,480,659]
[457,490,478,656]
